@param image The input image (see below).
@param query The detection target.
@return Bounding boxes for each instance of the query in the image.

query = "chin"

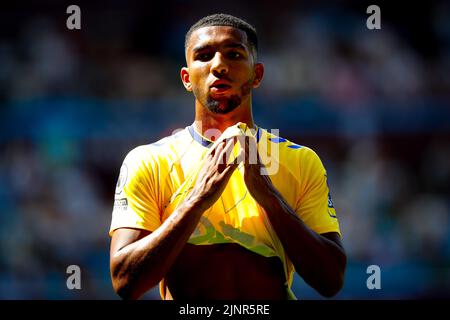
[206,95,241,114]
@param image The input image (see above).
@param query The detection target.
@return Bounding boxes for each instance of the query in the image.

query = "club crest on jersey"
[115,164,128,194]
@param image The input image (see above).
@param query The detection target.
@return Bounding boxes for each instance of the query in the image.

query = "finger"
[220,159,240,179]
[213,131,232,149]
[244,135,250,166]
[218,138,236,165]
[211,140,226,161]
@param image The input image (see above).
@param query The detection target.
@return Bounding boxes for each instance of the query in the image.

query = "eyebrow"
[224,43,246,50]
[192,44,212,53]
[192,42,247,53]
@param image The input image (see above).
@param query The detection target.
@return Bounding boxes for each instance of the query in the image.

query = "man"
[109,13,346,300]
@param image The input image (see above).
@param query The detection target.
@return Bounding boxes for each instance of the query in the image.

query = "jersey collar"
[188,123,261,148]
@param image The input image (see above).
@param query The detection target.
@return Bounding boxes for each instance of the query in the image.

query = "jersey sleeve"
[295,148,341,236]
[109,146,162,236]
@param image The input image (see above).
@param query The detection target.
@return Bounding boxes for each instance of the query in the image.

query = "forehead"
[187,26,249,51]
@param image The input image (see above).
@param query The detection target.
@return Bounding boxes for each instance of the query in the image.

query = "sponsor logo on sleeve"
[115,164,128,195]
[113,198,128,211]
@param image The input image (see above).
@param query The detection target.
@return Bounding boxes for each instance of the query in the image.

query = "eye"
[197,53,212,61]
[228,51,242,59]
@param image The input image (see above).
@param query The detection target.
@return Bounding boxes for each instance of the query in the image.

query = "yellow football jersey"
[110,122,341,299]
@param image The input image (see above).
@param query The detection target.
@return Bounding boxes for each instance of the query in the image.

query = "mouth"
[210,83,232,94]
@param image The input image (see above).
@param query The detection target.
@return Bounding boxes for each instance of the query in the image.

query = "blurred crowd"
[0,1,449,298]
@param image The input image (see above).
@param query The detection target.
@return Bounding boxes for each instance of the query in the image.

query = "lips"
[210,81,232,94]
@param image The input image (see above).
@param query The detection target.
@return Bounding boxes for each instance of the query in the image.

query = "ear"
[181,67,192,92]
[252,63,264,89]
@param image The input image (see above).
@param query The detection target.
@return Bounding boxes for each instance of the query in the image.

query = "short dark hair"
[185,13,258,58]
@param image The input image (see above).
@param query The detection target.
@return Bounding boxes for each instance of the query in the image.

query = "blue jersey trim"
[188,124,261,148]
[269,137,287,143]
[187,125,213,148]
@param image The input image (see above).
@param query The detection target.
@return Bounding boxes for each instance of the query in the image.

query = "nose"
[210,52,229,76]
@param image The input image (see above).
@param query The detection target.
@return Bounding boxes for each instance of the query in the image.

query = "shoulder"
[124,128,189,163]
[120,128,190,177]
[260,127,322,165]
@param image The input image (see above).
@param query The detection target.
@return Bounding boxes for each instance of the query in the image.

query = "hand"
[242,136,276,208]
[187,137,243,213]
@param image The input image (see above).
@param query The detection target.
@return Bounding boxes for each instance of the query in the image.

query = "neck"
[193,97,254,141]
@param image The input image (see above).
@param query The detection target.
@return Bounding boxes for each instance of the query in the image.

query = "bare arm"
[110,138,241,299]
[259,194,346,297]
[242,138,346,297]
[110,197,204,300]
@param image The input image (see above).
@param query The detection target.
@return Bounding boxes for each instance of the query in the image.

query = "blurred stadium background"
[0,0,449,299]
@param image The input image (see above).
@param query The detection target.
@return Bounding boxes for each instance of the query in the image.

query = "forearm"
[111,196,204,299]
[111,131,240,299]
[261,189,346,297]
